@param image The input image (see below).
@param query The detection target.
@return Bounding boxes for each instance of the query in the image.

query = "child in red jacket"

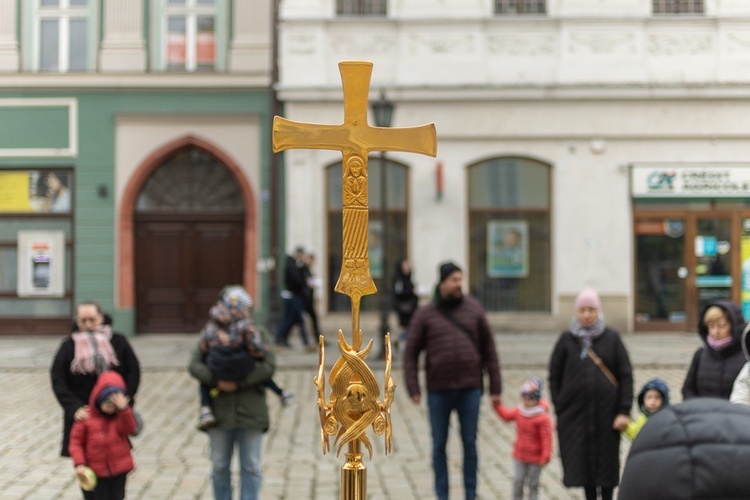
[494,377,553,500]
[69,370,136,500]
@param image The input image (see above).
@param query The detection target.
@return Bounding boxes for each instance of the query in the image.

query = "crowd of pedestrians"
[48,255,750,500]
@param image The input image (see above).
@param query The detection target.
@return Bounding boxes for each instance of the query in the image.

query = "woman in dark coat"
[548,288,633,500]
[682,300,746,400]
[393,259,419,345]
[50,301,141,459]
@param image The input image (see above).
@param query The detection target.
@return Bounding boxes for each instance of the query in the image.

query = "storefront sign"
[0,170,72,213]
[742,234,750,319]
[17,230,66,297]
[632,164,750,198]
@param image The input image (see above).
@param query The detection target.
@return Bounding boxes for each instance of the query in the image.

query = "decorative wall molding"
[648,33,713,55]
[330,34,395,55]
[567,32,636,55]
[407,33,475,54]
[486,34,557,56]
[287,33,318,55]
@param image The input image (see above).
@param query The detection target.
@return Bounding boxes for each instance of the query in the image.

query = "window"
[495,0,546,15]
[652,0,703,14]
[327,158,407,312]
[36,0,91,72]
[163,0,218,72]
[468,158,551,312]
[337,0,386,16]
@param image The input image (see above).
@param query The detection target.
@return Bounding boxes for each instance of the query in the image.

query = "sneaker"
[197,406,217,431]
[281,391,296,407]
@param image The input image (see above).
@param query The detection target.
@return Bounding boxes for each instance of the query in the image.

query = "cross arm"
[364,124,437,158]
[273,116,351,153]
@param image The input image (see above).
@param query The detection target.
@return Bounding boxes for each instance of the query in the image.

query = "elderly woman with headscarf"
[548,288,633,500]
[50,301,141,464]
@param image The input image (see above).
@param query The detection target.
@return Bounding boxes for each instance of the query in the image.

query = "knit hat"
[574,287,602,311]
[439,261,462,283]
[96,385,124,406]
[520,377,542,401]
[222,285,253,310]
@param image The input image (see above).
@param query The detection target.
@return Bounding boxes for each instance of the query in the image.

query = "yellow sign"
[0,172,33,212]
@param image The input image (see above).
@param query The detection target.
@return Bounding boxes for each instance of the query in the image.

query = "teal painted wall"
[0,88,273,335]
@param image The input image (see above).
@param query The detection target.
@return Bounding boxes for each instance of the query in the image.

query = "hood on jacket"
[208,301,247,327]
[88,370,127,413]
[743,323,750,361]
[637,377,670,416]
[698,300,745,348]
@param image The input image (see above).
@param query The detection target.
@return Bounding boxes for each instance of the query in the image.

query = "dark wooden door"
[135,213,244,333]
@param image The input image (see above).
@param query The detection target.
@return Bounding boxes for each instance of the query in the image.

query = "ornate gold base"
[341,451,366,500]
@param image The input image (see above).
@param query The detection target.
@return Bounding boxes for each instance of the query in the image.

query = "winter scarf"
[70,325,120,375]
[569,315,606,359]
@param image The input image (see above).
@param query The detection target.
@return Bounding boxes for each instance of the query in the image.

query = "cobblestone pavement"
[0,332,700,499]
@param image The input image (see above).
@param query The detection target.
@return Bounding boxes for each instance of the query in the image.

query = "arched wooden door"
[134,147,245,333]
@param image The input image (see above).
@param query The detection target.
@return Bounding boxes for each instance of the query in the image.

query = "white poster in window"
[487,220,529,278]
[17,230,65,297]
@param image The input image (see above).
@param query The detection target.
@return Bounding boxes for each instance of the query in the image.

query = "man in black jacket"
[274,246,313,351]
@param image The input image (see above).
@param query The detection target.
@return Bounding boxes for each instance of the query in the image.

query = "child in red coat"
[69,370,136,500]
[494,377,553,500]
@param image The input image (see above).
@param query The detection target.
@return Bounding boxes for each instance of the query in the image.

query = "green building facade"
[0,0,276,335]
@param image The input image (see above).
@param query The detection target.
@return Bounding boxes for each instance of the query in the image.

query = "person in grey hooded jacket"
[618,399,750,500]
[730,321,750,406]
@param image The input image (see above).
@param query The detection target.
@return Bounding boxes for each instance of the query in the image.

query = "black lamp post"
[371,91,394,356]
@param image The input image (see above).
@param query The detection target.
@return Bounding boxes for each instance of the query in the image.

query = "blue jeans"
[428,388,482,500]
[208,427,263,500]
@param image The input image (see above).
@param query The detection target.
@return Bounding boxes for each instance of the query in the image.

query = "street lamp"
[371,91,394,358]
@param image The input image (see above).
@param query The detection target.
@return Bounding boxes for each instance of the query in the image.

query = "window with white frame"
[163,0,217,72]
[653,0,703,14]
[495,0,546,15]
[36,0,90,72]
[337,0,386,16]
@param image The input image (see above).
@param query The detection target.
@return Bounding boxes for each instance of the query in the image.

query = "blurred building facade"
[0,0,274,334]
[278,0,750,333]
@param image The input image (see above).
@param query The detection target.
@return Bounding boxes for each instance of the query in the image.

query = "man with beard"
[403,261,502,500]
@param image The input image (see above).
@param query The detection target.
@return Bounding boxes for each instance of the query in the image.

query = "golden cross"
[273,61,437,346]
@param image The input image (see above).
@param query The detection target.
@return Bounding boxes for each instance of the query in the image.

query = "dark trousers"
[275,295,309,346]
[82,473,127,500]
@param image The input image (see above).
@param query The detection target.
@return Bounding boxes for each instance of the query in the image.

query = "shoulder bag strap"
[585,346,619,388]
[438,308,480,356]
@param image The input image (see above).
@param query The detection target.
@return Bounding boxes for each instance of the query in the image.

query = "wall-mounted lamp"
[97,184,109,198]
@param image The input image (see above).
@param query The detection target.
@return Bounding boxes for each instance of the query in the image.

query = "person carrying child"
[493,377,553,500]
[197,286,293,430]
[68,370,136,500]
[623,377,670,441]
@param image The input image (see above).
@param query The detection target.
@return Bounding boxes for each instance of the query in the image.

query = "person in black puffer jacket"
[618,399,750,500]
[682,300,747,400]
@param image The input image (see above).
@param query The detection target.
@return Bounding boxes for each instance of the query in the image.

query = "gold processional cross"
[273,61,436,499]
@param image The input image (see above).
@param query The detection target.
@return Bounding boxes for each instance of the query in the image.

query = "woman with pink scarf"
[682,300,746,400]
[51,301,141,465]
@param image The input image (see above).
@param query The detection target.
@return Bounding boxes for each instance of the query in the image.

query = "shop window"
[34,0,93,72]
[495,0,546,15]
[652,0,703,14]
[0,169,74,333]
[160,0,222,72]
[326,158,407,312]
[337,0,386,16]
[468,157,551,312]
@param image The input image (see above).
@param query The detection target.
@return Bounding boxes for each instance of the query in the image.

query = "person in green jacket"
[189,324,276,500]
[624,378,670,441]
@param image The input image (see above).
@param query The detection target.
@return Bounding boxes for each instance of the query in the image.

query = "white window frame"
[29,0,95,73]
[158,0,224,72]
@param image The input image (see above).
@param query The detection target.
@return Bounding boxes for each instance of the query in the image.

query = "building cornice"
[0,73,272,90]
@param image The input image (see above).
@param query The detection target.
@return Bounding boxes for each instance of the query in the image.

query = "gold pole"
[272,61,437,500]
[341,441,366,500]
